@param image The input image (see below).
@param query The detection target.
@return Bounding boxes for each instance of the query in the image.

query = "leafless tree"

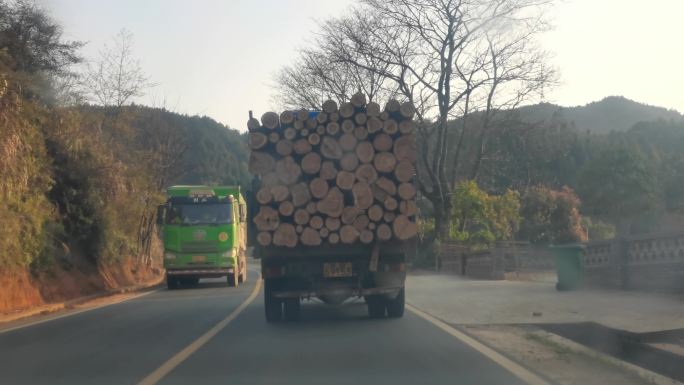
[277,0,556,238]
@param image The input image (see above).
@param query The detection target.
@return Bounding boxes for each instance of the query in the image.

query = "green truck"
[156,185,248,289]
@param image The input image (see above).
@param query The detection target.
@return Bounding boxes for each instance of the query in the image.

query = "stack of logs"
[248,93,418,248]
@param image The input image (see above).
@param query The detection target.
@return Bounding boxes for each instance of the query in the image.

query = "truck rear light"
[263,266,285,278]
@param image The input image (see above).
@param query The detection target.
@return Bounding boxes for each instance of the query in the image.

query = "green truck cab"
[156,186,248,289]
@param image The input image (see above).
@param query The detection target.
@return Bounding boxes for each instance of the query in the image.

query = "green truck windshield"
[166,203,232,225]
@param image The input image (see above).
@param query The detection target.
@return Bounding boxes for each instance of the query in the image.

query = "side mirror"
[156,205,166,226]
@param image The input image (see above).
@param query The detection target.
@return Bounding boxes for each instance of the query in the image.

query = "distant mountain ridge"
[515,96,684,134]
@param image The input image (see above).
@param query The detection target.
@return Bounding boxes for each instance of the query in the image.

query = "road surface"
[0,274,538,385]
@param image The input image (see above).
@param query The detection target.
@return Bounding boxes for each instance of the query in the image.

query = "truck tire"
[166,276,177,290]
[228,272,239,287]
[386,288,405,318]
[283,298,301,322]
[264,279,282,323]
[239,261,247,283]
[366,295,386,319]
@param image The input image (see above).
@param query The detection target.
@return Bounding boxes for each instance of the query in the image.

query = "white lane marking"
[0,289,159,334]
[137,278,262,385]
[407,304,550,385]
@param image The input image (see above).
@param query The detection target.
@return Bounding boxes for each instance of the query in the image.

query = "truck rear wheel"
[386,288,405,318]
[264,279,282,323]
[366,295,386,318]
[166,275,178,290]
[228,272,238,287]
[283,298,301,321]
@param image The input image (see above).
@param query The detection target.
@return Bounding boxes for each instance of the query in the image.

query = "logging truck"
[248,93,417,322]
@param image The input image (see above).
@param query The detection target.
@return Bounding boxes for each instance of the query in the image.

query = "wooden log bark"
[268,132,280,143]
[351,92,367,107]
[368,204,384,222]
[293,138,312,155]
[308,132,321,146]
[399,200,418,217]
[309,177,329,199]
[392,215,418,240]
[306,201,318,214]
[300,129,309,137]
[355,142,375,164]
[274,223,298,248]
[261,112,279,129]
[275,156,302,185]
[310,215,324,230]
[261,172,279,187]
[256,187,273,205]
[329,112,339,122]
[373,152,397,173]
[340,225,360,244]
[276,139,293,157]
[328,232,340,244]
[341,119,355,134]
[383,196,398,211]
[340,152,359,172]
[359,229,374,244]
[320,160,338,181]
[400,101,416,119]
[280,110,295,125]
[325,217,341,231]
[322,99,338,114]
[376,176,397,196]
[316,187,344,217]
[319,228,330,238]
[339,102,354,118]
[398,182,417,200]
[316,112,329,124]
[366,101,381,117]
[316,126,326,135]
[248,132,268,150]
[366,116,383,134]
[271,185,290,202]
[335,170,356,190]
[291,182,311,207]
[393,134,416,162]
[376,223,392,241]
[296,225,304,234]
[394,160,415,183]
[247,116,261,131]
[301,152,322,175]
[339,133,357,152]
[353,214,370,231]
[254,206,279,231]
[306,117,317,130]
[353,125,369,141]
[320,136,343,159]
[283,127,297,140]
[354,163,378,184]
[399,120,414,134]
[248,152,275,175]
[279,201,295,217]
[385,99,400,113]
[341,206,360,225]
[384,211,396,223]
[296,109,309,121]
[368,222,376,231]
[294,209,310,225]
[352,182,374,210]
[326,122,340,136]
[373,133,393,152]
[354,112,367,126]
[257,231,272,246]
[382,119,398,135]
[294,120,305,130]
[380,111,390,121]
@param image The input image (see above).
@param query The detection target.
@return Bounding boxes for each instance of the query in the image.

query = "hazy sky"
[41,0,684,130]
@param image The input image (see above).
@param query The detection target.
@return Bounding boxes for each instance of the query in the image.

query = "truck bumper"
[272,286,403,299]
[166,268,234,278]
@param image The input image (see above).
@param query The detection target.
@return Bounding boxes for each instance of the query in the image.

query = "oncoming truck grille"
[181,241,220,253]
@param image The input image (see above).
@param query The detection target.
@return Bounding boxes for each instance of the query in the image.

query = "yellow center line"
[406,304,550,385]
[137,278,262,385]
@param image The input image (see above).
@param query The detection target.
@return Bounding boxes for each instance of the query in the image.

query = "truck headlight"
[164,253,176,260]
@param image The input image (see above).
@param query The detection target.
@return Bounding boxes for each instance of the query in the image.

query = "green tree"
[518,186,587,244]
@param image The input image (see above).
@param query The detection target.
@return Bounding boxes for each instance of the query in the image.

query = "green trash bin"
[549,244,584,291]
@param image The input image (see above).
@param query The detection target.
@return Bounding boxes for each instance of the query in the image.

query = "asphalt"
[0,275,527,385]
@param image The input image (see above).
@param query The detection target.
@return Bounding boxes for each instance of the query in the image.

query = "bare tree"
[278,0,556,238]
[83,29,154,108]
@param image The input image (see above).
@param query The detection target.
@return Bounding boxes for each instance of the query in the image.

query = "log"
[341,119,355,134]
[326,121,340,136]
[271,185,290,202]
[247,116,261,131]
[375,176,397,196]
[256,187,273,205]
[294,209,310,225]
[359,229,374,244]
[325,217,341,232]
[309,177,329,200]
[400,101,416,118]
[254,206,279,231]
[353,214,369,231]
[269,132,280,143]
[373,133,393,152]
[300,129,309,137]
[399,200,418,217]
[306,201,318,214]
[392,215,418,240]
[273,223,299,247]
[372,184,388,202]
[248,152,275,175]
[336,170,356,190]
[322,99,338,114]
[316,126,326,135]
[368,222,376,231]
[320,136,343,159]
[353,125,369,141]
[319,228,330,238]
[385,99,400,113]
[339,102,354,118]
[328,232,340,244]
[366,116,383,134]
[291,182,311,207]
[301,152,322,175]
[399,120,414,134]
[257,231,272,246]
[293,138,312,155]
[329,112,340,122]
[340,225,360,244]
[308,132,321,146]
[276,139,293,157]
[376,223,392,241]
[248,132,268,150]
[393,134,416,162]
[316,112,329,124]
[296,225,304,234]
[373,152,397,173]
[306,117,317,130]
[261,112,279,129]
[354,163,378,184]
[354,112,367,126]
[351,92,367,107]
[339,133,357,152]
[355,142,375,164]
[276,156,302,185]
[395,160,415,182]
[398,182,417,200]
[382,119,398,135]
[352,182,374,210]
[384,211,396,223]
[316,187,344,217]
[366,101,381,117]
[380,111,390,120]
[283,127,297,140]
[341,206,360,225]
[296,109,309,121]
[280,110,295,125]
[320,160,338,181]
[279,201,295,216]
[261,172,279,187]
[294,120,305,130]
[310,215,324,230]
[340,152,359,172]
[383,196,398,211]
[368,204,384,222]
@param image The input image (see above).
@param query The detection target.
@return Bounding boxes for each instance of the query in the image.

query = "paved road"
[0,275,532,385]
